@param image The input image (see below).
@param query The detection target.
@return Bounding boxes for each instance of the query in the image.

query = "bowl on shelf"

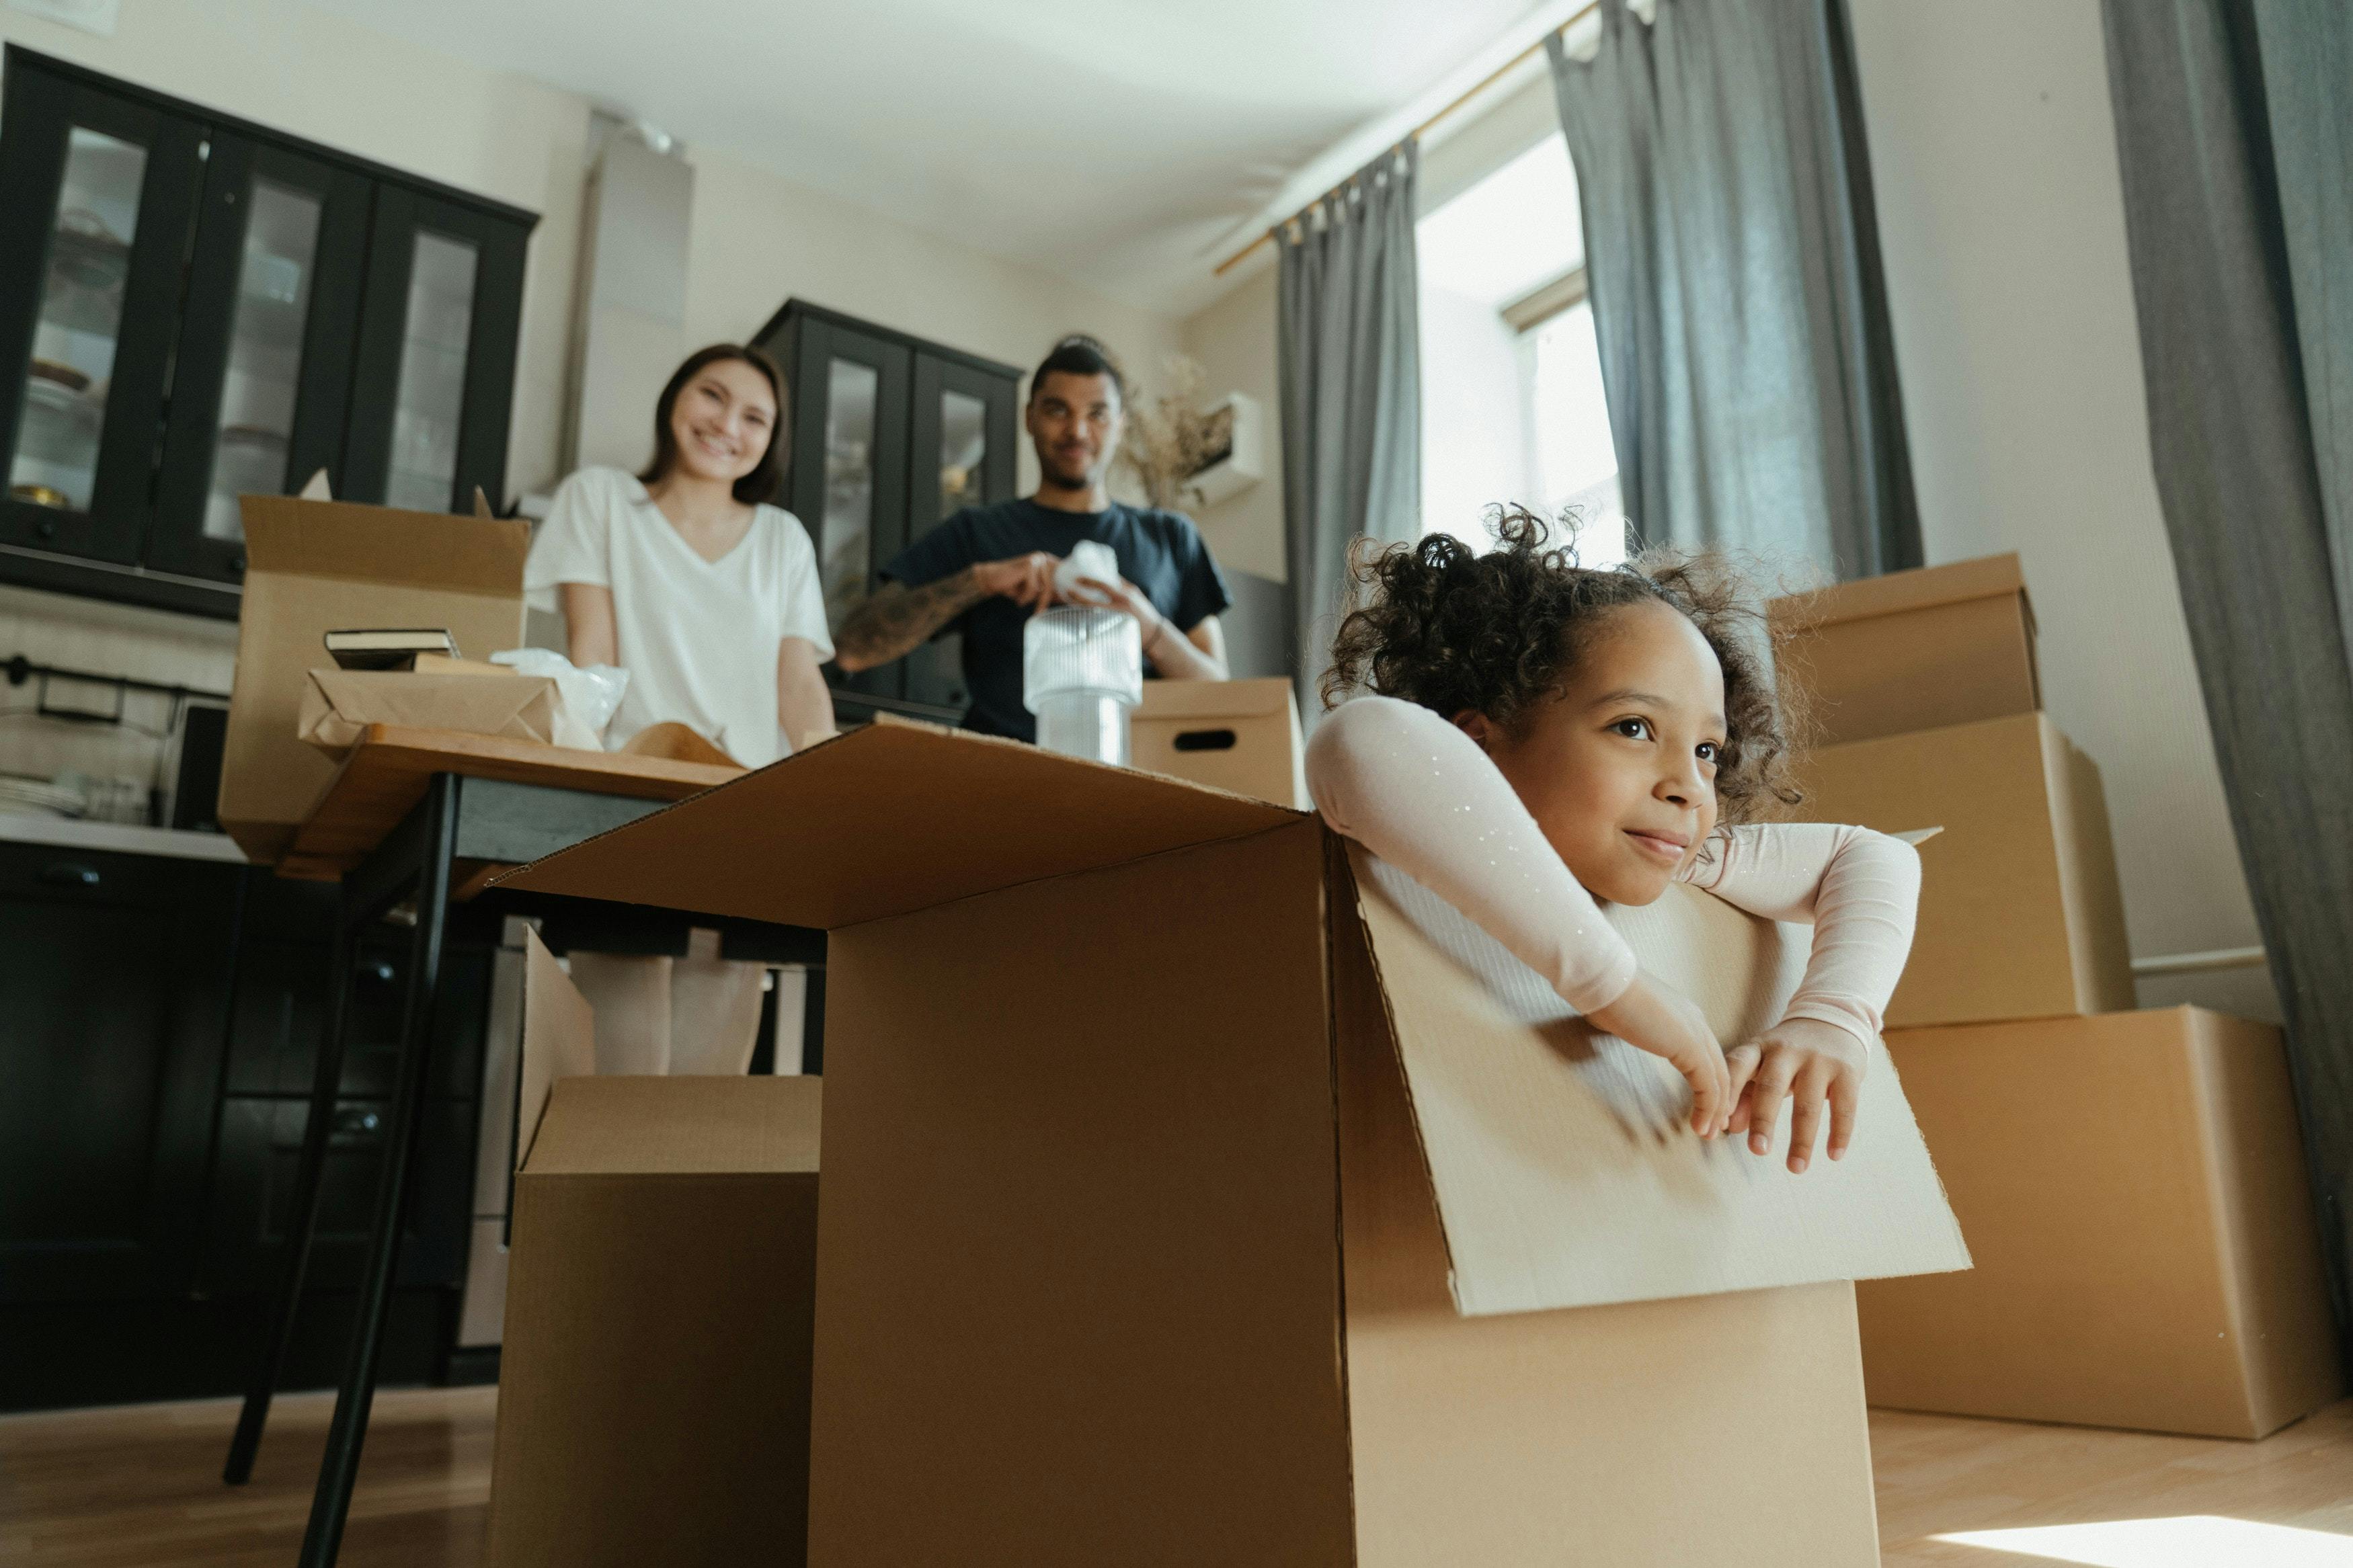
[17,376,102,466]
[28,358,90,393]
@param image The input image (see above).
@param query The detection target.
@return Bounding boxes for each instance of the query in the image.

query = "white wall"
[1177,265,1285,581]
[1846,0,2274,1016]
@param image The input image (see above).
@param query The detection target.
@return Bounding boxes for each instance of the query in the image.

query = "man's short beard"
[1039,457,1094,491]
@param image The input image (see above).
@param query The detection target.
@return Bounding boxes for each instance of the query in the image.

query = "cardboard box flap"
[240,493,527,595]
[1770,551,2033,634]
[1133,676,1295,722]
[517,930,597,1169]
[297,669,563,755]
[497,718,1303,930]
[527,1075,821,1176]
[1342,843,1969,1316]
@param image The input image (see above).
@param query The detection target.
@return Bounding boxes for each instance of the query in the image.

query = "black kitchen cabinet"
[0,850,487,1409]
[754,299,1020,720]
[0,843,243,1303]
[0,48,535,619]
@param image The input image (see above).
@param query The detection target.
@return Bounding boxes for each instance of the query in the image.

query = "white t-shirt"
[525,467,833,765]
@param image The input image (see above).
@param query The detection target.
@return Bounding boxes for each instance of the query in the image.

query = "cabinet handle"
[38,862,100,889]
[332,1106,383,1139]
[358,958,397,984]
[36,519,56,542]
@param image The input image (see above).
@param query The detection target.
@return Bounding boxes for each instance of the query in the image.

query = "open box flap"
[1341,841,1969,1317]
[496,718,1303,930]
[516,930,598,1170]
[240,491,526,593]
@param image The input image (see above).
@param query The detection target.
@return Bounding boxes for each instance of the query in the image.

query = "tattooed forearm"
[834,570,987,671]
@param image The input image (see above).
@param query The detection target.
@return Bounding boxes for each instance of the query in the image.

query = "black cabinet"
[0,848,486,1408]
[754,300,1020,718]
[0,48,536,619]
[0,843,241,1302]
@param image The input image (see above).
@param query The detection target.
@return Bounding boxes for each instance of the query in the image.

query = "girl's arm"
[1308,695,1731,1134]
[1680,824,1921,1053]
[1308,695,1639,1013]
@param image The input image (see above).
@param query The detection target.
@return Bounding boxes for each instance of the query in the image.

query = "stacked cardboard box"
[1774,555,2343,1437]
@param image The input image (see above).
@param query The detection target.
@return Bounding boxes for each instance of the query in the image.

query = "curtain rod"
[1211,0,1603,278]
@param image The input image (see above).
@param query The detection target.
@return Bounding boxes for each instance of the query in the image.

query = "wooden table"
[223,727,774,1568]
[276,724,740,882]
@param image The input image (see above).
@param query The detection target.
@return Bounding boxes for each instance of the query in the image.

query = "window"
[1417,132,1624,566]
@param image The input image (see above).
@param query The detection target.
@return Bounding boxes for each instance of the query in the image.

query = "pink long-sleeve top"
[1306,695,1921,1053]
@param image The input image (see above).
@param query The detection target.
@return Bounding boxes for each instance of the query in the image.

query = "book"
[323,628,458,671]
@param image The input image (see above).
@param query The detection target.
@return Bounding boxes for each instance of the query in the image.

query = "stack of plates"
[0,774,89,817]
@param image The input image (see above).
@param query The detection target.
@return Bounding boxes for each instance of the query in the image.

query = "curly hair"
[1321,507,1803,822]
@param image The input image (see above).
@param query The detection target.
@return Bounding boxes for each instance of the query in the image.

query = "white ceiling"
[303,0,1561,317]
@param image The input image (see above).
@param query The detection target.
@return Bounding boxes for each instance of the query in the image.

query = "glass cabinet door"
[343,188,527,514]
[904,353,1018,713]
[0,67,200,564]
[782,318,909,702]
[148,137,369,581]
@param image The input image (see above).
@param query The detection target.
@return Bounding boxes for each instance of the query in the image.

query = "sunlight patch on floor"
[1936,1516,2353,1567]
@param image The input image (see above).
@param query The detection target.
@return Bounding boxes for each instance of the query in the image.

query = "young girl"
[1307,511,1921,1175]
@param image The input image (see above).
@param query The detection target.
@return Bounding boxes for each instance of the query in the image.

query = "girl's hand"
[1583,971,1730,1139]
[1724,1018,1868,1174]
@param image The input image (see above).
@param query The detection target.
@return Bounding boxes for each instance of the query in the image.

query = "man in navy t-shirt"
[834,336,1232,741]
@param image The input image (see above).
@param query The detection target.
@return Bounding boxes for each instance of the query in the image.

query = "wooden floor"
[3,1389,2348,1565]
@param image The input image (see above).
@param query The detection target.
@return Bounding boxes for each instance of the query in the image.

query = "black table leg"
[297,772,460,1567]
[223,881,361,1485]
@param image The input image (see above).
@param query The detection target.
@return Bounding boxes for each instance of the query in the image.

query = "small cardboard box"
[485,934,821,1567]
[221,492,527,863]
[1130,675,1309,807]
[1771,552,2038,747]
[502,720,1967,1567]
[1857,1007,2342,1438]
[1791,710,2133,1028]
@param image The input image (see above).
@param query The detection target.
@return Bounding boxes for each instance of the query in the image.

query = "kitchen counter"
[0,812,249,864]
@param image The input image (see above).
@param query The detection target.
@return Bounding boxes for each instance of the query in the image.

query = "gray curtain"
[2103,0,2353,1335]
[1277,143,1422,706]
[1546,0,1918,580]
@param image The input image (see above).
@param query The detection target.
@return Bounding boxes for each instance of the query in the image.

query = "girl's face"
[667,358,778,487]
[1458,599,1726,907]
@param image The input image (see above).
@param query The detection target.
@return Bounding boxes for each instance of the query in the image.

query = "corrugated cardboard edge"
[1324,829,1462,1298]
[2045,723,2138,1013]
[1769,552,2030,634]
[2183,1008,2347,1435]
[518,930,597,1171]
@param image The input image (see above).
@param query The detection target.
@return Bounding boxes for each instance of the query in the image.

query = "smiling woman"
[524,342,837,766]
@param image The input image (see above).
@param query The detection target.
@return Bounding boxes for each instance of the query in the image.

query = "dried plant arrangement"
[1116,354,1234,511]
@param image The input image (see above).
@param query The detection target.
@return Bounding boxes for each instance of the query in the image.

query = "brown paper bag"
[296,668,565,755]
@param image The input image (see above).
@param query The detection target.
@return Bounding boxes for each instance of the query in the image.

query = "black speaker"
[171,702,229,832]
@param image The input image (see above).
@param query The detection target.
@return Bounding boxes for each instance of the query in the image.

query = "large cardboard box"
[1792,710,2134,1028]
[1130,675,1310,807]
[221,492,527,862]
[1771,552,2039,747]
[1857,1008,2342,1438]
[485,934,822,1567]
[504,720,1968,1567]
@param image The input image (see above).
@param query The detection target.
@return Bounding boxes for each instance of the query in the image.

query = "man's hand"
[1066,569,1168,644]
[1584,971,1730,1139]
[973,552,1062,610]
[1723,1018,1868,1174]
